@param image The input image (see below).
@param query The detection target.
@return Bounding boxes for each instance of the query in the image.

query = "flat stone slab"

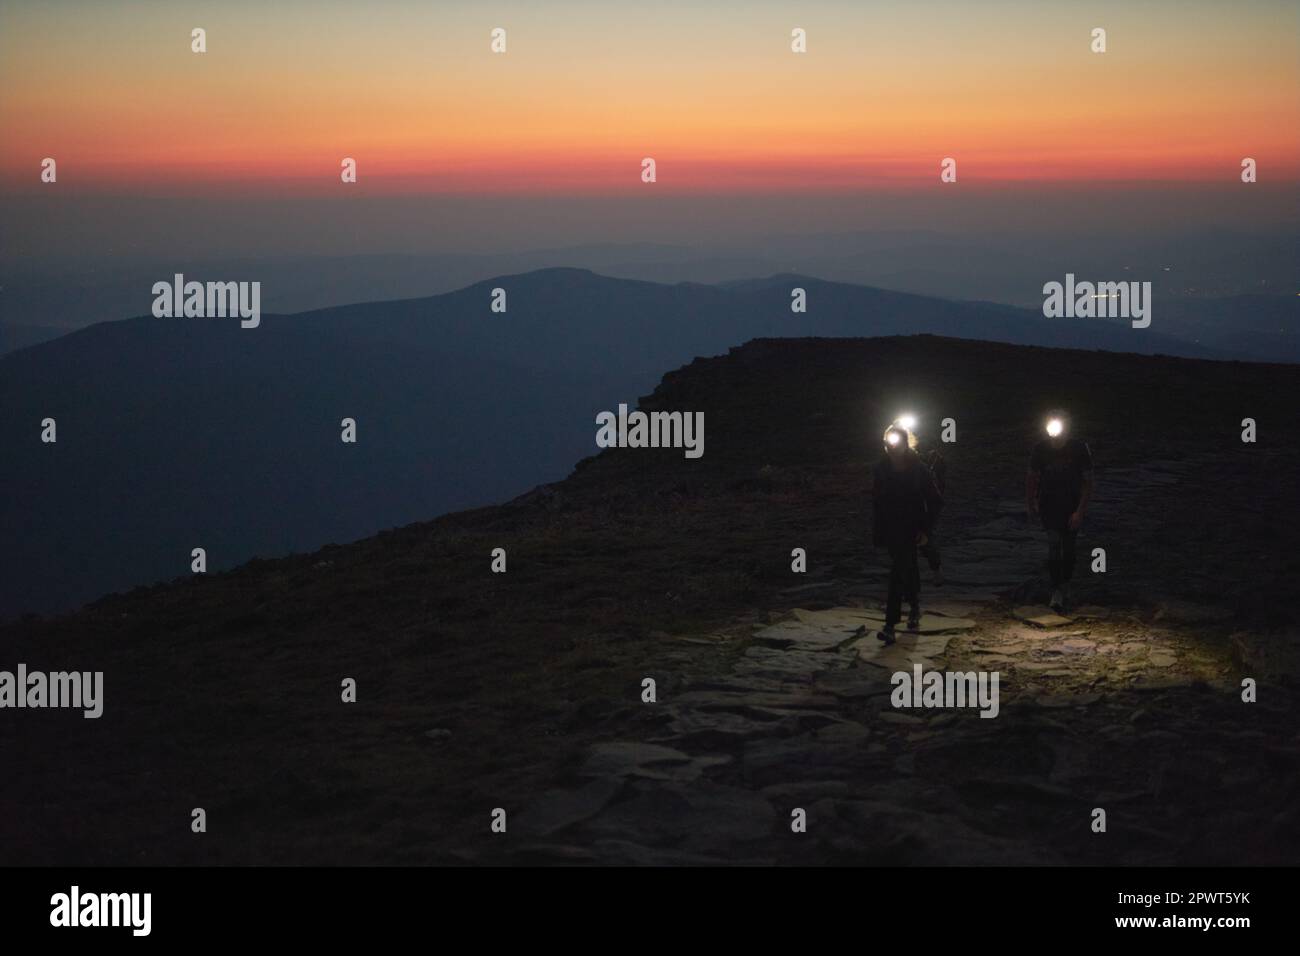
[582,781,777,848]
[976,642,1029,655]
[852,630,954,668]
[1051,638,1098,655]
[750,619,850,650]
[516,778,625,836]
[925,601,985,618]
[674,633,731,646]
[792,607,880,632]
[673,689,838,712]
[813,668,896,699]
[579,742,729,782]
[655,708,788,748]
[1013,606,1074,628]
[733,655,842,686]
[656,703,846,750]
[968,654,1018,668]
[743,722,873,783]
[795,607,975,635]
[807,796,1060,865]
[740,644,846,672]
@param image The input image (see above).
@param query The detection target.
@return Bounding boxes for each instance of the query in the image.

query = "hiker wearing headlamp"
[1026,412,1094,613]
[872,422,943,645]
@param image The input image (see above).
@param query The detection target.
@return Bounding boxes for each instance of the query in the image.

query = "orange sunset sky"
[2,0,1298,196]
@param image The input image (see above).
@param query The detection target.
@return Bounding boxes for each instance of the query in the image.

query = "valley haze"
[4,267,1283,622]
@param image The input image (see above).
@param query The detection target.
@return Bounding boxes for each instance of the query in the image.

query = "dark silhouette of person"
[872,424,943,644]
[1026,411,1093,612]
[918,444,946,584]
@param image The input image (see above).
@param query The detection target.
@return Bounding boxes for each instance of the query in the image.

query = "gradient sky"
[2,0,1298,194]
[1,0,1297,265]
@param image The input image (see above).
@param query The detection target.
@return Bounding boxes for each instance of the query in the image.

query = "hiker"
[1026,412,1093,613]
[872,424,943,645]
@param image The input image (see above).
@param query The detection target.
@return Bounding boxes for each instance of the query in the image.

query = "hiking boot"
[877,625,896,645]
[1049,588,1064,612]
[907,606,922,630]
[1060,584,1071,614]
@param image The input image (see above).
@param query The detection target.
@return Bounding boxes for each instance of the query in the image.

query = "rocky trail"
[487,458,1299,865]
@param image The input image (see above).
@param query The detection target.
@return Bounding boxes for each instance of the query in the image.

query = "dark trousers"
[885,541,920,627]
[1046,528,1078,586]
[919,528,941,572]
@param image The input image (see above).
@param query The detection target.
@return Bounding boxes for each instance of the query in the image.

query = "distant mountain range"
[0,267,1292,619]
[0,322,66,355]
[4,229,1296,353]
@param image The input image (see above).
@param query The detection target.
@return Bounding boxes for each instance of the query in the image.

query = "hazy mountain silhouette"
[0,267,1255,618]
[0,322,66,356]
[6,229,1296,354]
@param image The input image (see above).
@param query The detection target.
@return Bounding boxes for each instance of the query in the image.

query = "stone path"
[490,457,1298,864]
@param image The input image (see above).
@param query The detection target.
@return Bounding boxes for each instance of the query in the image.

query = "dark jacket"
[872,449,943,548]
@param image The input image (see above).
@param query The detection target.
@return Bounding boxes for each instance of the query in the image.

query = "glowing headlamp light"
[886,431,902,446]
[897,414,917,431]
[1046,418,1064,438]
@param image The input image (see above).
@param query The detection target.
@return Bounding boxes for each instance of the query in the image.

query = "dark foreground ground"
[3,335,1299,865]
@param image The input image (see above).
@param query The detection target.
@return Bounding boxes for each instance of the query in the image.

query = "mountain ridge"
[0,269,1280,620]
[3,333,1297,865]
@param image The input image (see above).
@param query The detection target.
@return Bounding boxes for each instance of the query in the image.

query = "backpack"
[923,448,947,495]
